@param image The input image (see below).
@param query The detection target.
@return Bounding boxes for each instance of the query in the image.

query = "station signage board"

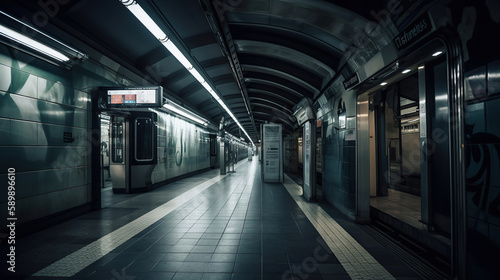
[393,13,433,51]
[105,86,163,108]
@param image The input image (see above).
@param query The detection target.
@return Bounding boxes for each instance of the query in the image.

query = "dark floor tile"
[263,262,290,274]
[151,261,183,272]
[263,273,288,280]
[201,273,232,280]
[204,262,234,273]
[177,262,208,273]
[184,233,205,239]
[171,272,203,280]
[238,245,261,254]
[218,239,240,246]
[97,260,132,271]
[233,262,262,274]
[186,253,213,262]
[145,245,173,253]
[211,253,237,263]
[321,275,351,280]
[161,253,189,262]
[192,245,217,253]
[215,245,239,254]
[157,237,181,245]
[263,253,288,264]
[167,244,195,253]
[197,239,220,246]
[176,238,200,245]
[235,253,261,264]
[220,234,241,240]
[240,233,260,240]
[289,263,322,275]
[230,273,260,280]
[143,271,175,280]
[241,228,261,234]
[317,264,347,275]
[127,260,158,272]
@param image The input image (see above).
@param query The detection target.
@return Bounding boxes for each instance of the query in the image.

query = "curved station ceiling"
[0,0,426,143]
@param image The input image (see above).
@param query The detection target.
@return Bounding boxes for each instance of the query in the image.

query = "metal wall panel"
[38,78,90,110]
[0,40,109,231]
[38,124,90,147]
[0,147,90,172]
[0,118,11,145]
[0,172,38,202]
[37,167,89,195]
[0,64,38,98]
[0,93,41,122]
[11,119,38,146]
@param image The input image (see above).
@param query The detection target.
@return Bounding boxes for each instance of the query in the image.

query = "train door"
[100,114,111,188]
[110,115,130,193]
[209,134,217,168]
[422,58,451,235]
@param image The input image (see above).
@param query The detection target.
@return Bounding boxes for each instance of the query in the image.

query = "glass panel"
[210,136,217,156]
[135,118,153,161]
[112,122,123,163]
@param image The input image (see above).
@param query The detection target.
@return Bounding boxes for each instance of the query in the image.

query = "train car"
[101,99,252,193]
[103,108,222,193]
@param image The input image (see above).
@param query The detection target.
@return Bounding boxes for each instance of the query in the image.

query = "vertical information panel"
[263,124,283,183]
[303,121,311,198]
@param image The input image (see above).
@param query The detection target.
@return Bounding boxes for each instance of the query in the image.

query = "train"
[101,106,249,193]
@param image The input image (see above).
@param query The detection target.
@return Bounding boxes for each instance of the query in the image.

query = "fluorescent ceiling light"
[380,82,388,86]
[189,68,205,84]
[418,65,425,69]
[162,39,193,70]
[125,3,166,40]
[0,24,69,62]
[163,103,207,126]
[121,0,253,145]
[432,51,443,57]
[402,69,411,74]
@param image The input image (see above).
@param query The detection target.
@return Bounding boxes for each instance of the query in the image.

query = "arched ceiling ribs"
[252,111,295,130]
[235,40,335,81]
[244,78,303,100]
[250,97,294,115]
[246,89,297,106]
[251,104,295,126]
[242,65,319,95]
[238,53,324,88]
[228,22,346,68]
[243,71,315,100]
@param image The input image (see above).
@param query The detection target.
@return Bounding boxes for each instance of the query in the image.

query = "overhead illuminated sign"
[105,86,162,108]
[394,13,434,51]
[343,73,359,89]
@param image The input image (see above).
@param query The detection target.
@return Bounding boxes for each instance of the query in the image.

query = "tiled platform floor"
[1,158,422,279]
[370,189,424,230]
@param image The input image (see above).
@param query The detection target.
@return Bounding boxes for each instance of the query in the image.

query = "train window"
[210,136,217,156]
[135,118,153,161]
[112,122,123,163]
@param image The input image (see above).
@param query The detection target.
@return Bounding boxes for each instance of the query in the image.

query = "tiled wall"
[464,59,500,278]
[0,46,116,230]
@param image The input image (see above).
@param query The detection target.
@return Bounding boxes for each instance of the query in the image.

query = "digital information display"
[106,86,162,108]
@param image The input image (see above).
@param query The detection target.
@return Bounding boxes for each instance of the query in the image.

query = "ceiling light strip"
[163,102,207,126]
[0,11,87,67]
[120,0,253,145]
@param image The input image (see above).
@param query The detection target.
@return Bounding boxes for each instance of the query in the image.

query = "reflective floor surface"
[1,158,423,280]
